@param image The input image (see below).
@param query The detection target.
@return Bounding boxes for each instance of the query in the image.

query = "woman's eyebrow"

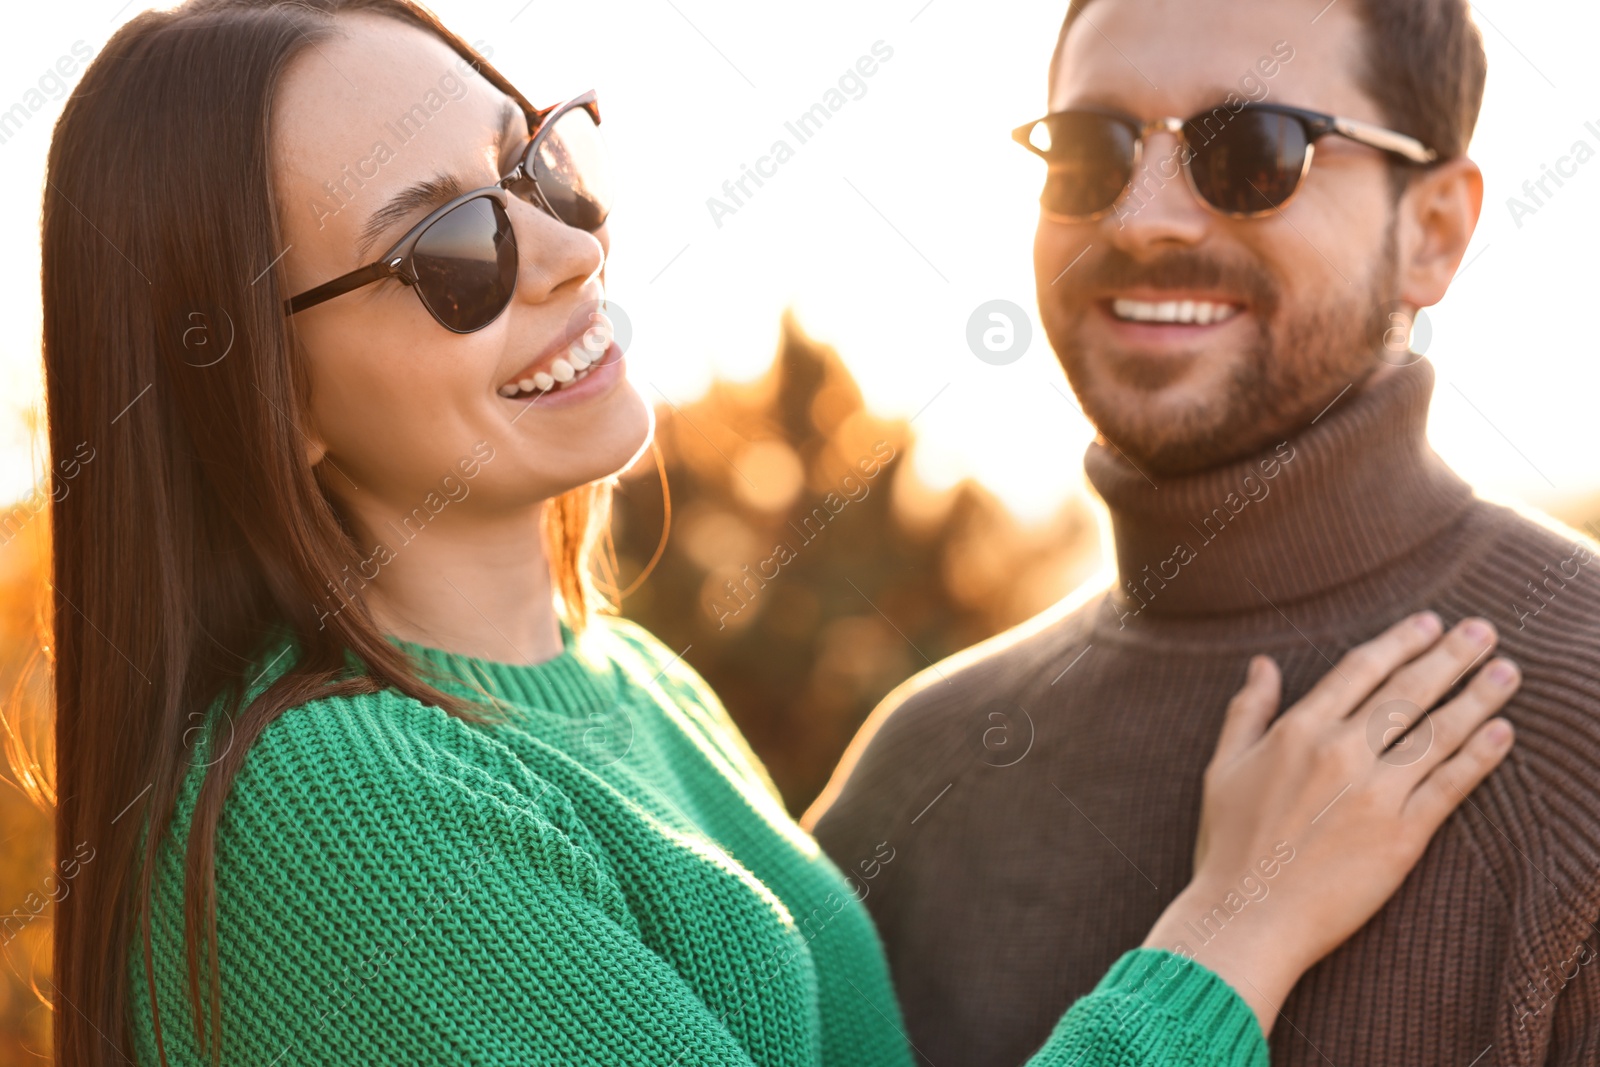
[355,172,466,261]
[352,102,522,262]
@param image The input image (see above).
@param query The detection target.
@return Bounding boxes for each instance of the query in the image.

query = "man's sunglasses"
[1012,102,1438,221]
[283,89,611,333]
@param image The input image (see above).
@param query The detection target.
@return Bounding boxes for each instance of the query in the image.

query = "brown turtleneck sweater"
[807,360,1600,1066]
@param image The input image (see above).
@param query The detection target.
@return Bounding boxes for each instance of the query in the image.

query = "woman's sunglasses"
[1012,101,1438,221]
[283,89,611,334]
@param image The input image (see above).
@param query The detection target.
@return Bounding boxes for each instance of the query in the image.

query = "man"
[802,1,1600,1064]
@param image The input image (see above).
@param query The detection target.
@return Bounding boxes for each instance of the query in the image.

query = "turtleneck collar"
[1083,359,1476,620]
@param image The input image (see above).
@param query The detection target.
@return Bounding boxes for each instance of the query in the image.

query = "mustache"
[1051,244,1280,316]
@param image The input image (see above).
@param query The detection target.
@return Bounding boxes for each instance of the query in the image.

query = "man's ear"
[1396,155,1484,311]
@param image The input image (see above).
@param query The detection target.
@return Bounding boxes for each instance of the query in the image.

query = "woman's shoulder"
[591,612,686,674]
[184,633,615,878]
[148,639,639,938]
[243,680,601,847]
[590,613,721,715]
[234,682,476,788]
[589,613,788,806]
[221,627,529,766]
[128,664,642,1066]
[207,637,478,778]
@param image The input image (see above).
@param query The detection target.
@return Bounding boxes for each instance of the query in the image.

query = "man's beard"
[1050,226,1400,476]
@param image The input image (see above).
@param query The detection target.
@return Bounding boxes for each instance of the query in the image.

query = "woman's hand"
[1141,611,1519,1036]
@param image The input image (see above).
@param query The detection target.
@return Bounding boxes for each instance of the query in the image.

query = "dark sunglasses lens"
[1029,112,1137,218]
[411,196,517,332]
[526,107,612,231]
[1184,108,1310,214]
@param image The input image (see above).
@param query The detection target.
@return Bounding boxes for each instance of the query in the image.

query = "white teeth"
[1111,298,1241,325]
[567,341,592,369]
[500,358,598,401]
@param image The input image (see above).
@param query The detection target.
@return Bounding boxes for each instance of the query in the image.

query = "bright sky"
[1,0,1595,524]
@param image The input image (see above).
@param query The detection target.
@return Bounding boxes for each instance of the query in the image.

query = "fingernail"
[1488,660,1518,685]
[1487,718,1512,744]
[1413,611,1442,633]
[1463,619,1493,643]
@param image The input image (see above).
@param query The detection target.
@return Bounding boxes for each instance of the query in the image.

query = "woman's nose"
[510,201,605,304]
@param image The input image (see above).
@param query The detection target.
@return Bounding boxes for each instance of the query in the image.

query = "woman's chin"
[594,382,655,476]
[526,394,655,498]
[615,398,657,475]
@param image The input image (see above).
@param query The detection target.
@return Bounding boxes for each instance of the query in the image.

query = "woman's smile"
[500,339,626,412]
[496,306,624,403]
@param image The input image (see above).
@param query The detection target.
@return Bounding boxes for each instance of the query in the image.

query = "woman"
[35,1,1519,1064]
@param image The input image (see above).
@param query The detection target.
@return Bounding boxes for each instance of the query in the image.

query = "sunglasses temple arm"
[283,259,400,316]
[1331,116,1438,164]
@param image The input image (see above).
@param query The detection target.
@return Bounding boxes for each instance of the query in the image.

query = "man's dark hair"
[1050,0,1488,198]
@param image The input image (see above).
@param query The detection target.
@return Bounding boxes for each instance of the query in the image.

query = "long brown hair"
[37,2,611,1063]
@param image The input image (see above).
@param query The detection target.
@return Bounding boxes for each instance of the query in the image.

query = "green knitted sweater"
[126,614,1266,1065]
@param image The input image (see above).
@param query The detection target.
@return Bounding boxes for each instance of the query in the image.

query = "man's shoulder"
[1468,499,1600,661]
[873,581,1103,726]
[1479,495,1598,569]
[801,582,1106,830]
[1478,497,1599,569]
[1445,501,1600,870]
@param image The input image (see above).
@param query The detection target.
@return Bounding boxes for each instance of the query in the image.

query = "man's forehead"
[1048,0,1367,117]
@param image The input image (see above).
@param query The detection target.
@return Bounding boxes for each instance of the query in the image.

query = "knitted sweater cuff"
[1034,947,1268,1066]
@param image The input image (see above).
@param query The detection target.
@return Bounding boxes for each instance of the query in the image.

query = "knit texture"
[125,614,1266,1065]
[810,359,1600,1067]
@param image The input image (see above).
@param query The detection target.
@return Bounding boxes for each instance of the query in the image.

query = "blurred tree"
[604,312,1099,813]
[0,515,54,1064]
[1555,498,1600,546]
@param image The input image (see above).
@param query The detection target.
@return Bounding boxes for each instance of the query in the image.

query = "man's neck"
[1084,359,1476,620]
